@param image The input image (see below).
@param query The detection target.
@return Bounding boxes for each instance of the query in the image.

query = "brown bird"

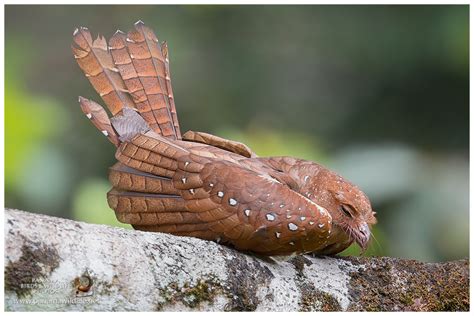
[72,21,376,256]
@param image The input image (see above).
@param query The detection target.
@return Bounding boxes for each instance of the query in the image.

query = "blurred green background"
[5,5,468,262]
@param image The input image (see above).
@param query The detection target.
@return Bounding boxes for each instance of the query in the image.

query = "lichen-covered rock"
[4,209,469,311]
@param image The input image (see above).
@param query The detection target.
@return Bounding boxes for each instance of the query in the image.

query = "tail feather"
[72,27,135,115]
[108,29,165,134]
[116,21,179,139]
[161,41,181,139]
[123,21,179,139]
[78,96,120,146]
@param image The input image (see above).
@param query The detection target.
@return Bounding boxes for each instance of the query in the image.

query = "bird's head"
[306,168,377,254]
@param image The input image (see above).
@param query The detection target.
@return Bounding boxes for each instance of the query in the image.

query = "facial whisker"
[368,229,382,252]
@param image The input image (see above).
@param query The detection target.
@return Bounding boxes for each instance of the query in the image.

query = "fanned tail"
[73,21,182,142]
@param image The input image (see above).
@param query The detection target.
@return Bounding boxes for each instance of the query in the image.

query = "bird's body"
[72,21,376,256]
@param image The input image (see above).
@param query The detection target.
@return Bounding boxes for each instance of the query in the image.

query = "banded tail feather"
[78,96,120,146]
[160,41,181,139]
[127,20,179,139]
[73,21,181,142]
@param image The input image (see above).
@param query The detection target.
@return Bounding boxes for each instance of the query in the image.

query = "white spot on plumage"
[244,209,251,217]
[309,221,314,225]
[184,161,189,167]
[279,204,284,208]
[165,76,171,80]
[317,205,328,216]
[286,214,291,219]
[126,38,135,43]
[73,28,79,36]
[181,177,186,184]
[275,232,281,238]
[304,175,309,182]
[216,237,221,243]
[300,216,306,221]
[288,223,298,231]
[217,191,224,198]
[209,183,214,187]
[165,58,169,63]
[189,188,195,194]
[86,113,92,119]
[229,198,237,206]
[289,241,295,246]
[318,223,324,228]
[101,130,108,136]
[266,213,276,221]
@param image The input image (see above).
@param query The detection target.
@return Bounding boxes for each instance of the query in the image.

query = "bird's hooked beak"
[355,222,371,252]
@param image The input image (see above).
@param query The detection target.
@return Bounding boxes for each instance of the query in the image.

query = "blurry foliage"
[219,127,328,162]
[73,178,131,229]
[4,5,468,262]
[5,40,73,215]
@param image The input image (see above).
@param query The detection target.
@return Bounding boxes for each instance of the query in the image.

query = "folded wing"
[109,132,333,255]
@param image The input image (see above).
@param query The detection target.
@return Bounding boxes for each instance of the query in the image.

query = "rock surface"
[4,209,469,311]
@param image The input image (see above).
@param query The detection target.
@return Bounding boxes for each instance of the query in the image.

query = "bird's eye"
[340,204,353,217]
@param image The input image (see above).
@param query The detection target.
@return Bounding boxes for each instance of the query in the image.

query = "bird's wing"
[108,132,332,255]
[182,130,256,158]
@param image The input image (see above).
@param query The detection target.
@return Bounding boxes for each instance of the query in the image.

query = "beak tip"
[356,223,371,251]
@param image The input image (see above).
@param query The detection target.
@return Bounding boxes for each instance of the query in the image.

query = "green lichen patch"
[300,287,341,312]
[344,256,469,311]
[5,239,60,298]
[156,276,222,310]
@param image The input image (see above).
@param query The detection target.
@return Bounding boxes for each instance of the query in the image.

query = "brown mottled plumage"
[72,21,376,256]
